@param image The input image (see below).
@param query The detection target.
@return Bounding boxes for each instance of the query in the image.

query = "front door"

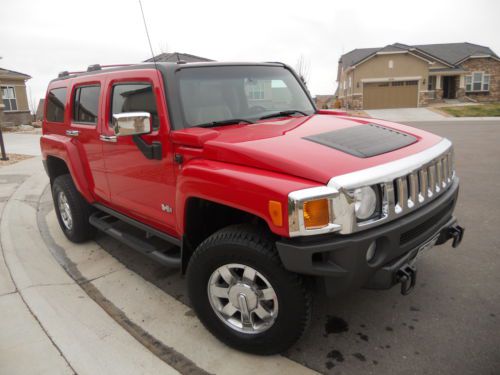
[100,70,177,236]
[442,76,457,99]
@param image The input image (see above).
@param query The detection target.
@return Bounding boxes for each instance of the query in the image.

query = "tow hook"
[448,225,465,248]
[396,264,417,295]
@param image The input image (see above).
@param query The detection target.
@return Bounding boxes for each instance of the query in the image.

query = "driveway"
[365,107,447,122]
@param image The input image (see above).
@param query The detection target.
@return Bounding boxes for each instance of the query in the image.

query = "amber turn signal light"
[303,199,329,229]
[268,200,283,227]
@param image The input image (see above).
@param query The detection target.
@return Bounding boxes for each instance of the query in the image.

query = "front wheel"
[186,224,312,355]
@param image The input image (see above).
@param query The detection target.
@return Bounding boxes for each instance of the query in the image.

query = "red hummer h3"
[41,62,464,354]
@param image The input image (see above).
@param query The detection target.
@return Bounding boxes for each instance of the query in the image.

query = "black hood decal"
[303,123,417,158]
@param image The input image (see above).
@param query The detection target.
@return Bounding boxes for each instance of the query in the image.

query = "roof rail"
[58,70,86,78]
[57,63,138,79]
[87,63,134,72]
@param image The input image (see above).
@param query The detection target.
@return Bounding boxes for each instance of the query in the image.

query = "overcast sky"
[1,0,499,110]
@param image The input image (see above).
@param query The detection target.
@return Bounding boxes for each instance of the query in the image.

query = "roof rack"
[57,64,136,79]
[86,63,134,72]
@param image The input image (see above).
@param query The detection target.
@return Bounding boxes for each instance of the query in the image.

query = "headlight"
[353,186,377,220]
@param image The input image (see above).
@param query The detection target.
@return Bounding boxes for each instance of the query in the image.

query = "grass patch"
[440,103,500,117]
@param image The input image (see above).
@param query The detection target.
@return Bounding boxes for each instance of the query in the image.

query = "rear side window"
[111,83,159,129]
[73,85,100,124]
[46,88,67,123]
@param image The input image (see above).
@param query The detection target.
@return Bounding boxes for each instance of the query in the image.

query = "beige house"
[336,42,500,110]
[0,67,32,126]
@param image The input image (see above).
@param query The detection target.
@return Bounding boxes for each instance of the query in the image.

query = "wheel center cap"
[228,283,258,311]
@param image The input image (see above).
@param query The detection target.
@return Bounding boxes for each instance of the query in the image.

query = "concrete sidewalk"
[365,107,500,122]
[0,157,316,375]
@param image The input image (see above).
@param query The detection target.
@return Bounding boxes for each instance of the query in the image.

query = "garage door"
[363,80,418,109]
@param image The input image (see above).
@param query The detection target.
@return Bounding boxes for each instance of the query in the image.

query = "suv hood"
[171,114,442,184]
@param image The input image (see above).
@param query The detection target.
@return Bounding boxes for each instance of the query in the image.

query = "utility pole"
[0,55,9,160]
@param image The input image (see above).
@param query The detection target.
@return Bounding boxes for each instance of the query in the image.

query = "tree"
[295,55,310,86]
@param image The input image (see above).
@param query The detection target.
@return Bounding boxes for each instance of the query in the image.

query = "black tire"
[52,174,95,243]
[186,224,312,355]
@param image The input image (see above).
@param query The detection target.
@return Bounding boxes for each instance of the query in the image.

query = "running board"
[89,212,181,268]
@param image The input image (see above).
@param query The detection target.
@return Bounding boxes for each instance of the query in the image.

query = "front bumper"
[276,178,462,296]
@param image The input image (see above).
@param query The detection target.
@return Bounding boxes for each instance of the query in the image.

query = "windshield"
[176,65,315,128]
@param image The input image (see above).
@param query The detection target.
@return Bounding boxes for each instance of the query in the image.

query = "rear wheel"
[52,174,95,243]
[186,224,312,355]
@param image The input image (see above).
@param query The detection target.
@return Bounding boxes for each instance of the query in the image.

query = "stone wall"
[461,57,500,102]
[345,94,363,110]
[0,111,32,127]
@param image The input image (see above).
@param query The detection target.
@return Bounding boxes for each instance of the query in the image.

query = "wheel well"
[46,156,70,183]
[182,198,270,272]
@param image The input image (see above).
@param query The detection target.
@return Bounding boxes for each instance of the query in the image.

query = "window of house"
[73,85,100,124]
[465,72,490,92]
[465,75,472,91]
[1,86,17,111]
[427,76,437,91]
[46,87,67,122]
[348,76,352,88]
[111,83,159,130]
[483,75,490,91]
[388,60,394,69]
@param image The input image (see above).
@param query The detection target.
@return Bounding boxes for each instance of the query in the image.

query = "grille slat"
[386,148,454,217]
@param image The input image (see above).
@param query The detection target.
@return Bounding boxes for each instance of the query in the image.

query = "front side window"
[465,72,490,92]
[111,83,159,130]
[73,85,100,124]
[1,86,17,111]
[46,87,67,122]
[176,66,315,128]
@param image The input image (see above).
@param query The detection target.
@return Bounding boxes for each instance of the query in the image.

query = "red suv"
[41,62,464,354]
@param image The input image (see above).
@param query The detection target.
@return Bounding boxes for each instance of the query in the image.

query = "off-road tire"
[52,174,95,243]
[186,224,312,355]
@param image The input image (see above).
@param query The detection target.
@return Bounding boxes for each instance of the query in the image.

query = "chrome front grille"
[328,138,456,234]
[388,148,454,217]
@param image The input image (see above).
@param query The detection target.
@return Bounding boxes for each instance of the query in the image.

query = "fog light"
[366,241,377,263]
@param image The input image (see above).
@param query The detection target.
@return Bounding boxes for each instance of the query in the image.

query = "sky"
[1,0,499,111]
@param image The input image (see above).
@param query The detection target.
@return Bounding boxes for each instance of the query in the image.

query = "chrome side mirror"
[112,112,152,136]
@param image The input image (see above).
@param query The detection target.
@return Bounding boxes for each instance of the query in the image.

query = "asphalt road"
[93,120,500,375]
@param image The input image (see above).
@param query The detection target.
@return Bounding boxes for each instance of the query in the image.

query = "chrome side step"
[89,212,181,268]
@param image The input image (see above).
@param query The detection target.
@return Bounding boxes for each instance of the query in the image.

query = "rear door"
[100,70,177,236]
[67,77,108,201]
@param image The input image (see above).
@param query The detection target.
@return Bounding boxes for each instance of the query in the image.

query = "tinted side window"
[112,83,159,129]
[73,85,100,124]
[46,88,67,123]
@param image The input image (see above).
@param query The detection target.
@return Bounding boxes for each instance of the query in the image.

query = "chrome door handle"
[66,130,79,137]
[100,135,118,143]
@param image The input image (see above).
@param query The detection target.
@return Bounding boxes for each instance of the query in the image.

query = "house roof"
[339,42,499,70]
[144,52,213,63]
[0,67,31,79]
[414,42,499,65]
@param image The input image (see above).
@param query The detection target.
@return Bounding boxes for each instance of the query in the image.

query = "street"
[1,120,499,374]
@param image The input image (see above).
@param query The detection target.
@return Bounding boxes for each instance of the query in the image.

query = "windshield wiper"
[195,119,254,128]
[259,110,309,120]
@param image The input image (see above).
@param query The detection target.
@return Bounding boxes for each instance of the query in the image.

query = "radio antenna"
[138,0,158,69]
